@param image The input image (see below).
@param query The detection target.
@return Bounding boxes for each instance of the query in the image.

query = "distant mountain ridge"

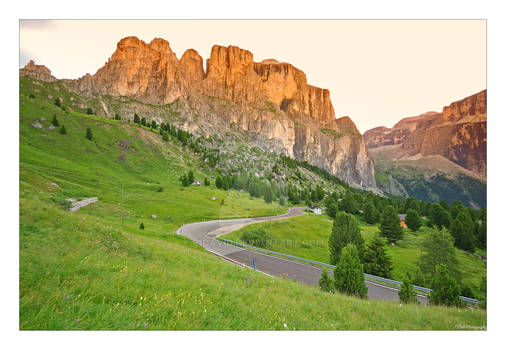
[364,90,486,178]
[20,36,376,188]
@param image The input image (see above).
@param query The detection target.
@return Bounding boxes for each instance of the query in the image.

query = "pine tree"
[188,170,194,184]
[319,269,334,293]
[133,114,140,124]
[114,113,121,120]
[329,212,364,265]
[429,204,452,229]
[363,235,393,278]
[429,264,463,307]
[215,176,222,189]
[419,227,460,282]
[51,114,59,127]
[364,201,378,225]
[141,117,147,126]
[139,222,145,230]
[379,205,403,243]
[54,97,61,107]
[339,193,359,214]
[204,177,210,186]
[398,272,418,304]
[453,211,475,252]
[264,186,273,204]
[59,124,66,135]
[151,120,157,129]
[405,209,422,231]
[85,127,93,141]
[86,107,93,115]
[181,174,189,187]
[333,244,368,298]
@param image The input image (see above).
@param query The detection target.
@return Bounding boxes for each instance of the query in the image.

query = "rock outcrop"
[22,36,376,188]
[364,90,487,178]
[20,60,57,82]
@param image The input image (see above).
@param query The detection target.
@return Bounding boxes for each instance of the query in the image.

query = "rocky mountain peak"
[20,60,57,82]
[48,36,376,188]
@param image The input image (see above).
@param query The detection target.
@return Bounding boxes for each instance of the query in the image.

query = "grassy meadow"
[19,77,486,329]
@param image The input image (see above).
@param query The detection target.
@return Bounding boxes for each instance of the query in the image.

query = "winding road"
[177,207,428,303]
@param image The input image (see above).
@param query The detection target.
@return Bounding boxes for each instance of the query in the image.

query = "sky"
[19,20,486,133]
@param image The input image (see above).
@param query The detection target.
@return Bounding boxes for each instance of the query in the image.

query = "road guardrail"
[218,238,480,304]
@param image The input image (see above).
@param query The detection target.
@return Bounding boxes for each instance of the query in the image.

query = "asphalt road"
[177,207,428,304]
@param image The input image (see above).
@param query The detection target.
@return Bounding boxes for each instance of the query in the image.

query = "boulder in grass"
[151,214,157,219]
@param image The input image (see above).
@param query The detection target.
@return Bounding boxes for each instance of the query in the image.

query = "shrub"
[59,125,66,135]
[319,269,334,292]
[114,113,121,120]
[151,120,157,129]
[54,97,61,107]
[242,229,269,248]
[133,114,140,124]
[156,187,163,192]
[139,222,145,230]
[162,133,169,141]
[141,117,147,126]
[29,93,35,99]
[86,107,94,115]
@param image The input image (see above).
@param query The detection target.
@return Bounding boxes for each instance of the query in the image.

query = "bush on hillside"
[242,229,269,248]
[319,269,334,293]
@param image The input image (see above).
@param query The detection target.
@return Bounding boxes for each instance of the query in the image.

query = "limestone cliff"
[23,36,376,188]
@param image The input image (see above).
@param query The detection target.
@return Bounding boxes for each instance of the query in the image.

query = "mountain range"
[20,36,486,205]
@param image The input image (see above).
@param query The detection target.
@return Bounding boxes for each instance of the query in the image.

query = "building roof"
[398,214,407,220]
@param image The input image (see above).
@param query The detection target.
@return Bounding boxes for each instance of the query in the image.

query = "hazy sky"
[19,20,486,133]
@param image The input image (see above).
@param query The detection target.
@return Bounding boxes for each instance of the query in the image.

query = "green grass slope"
[19,78,486,329]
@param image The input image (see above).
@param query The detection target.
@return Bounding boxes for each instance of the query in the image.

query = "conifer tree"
[398,272,418,304]
[139,222,145,230]
[59,124,66,135]
[141,117,147,126]
[333,244,368,298]
[329,212,364,265]
[405,209,422,231]
[363,235,393,278]
[215,176,222,189]
[51,114,59,127]
[264,186,273,204]
[86,127,93,141]
[86,108,93,115]
[419,227,460,281]
[429,264,463,307]
[379,205,403,243]
[133,114,140,124]
[188,170,194,184]
[364,201,379,225]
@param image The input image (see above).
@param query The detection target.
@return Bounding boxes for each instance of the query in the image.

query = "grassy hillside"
[223,213,486,295]
[19,77,486,329]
